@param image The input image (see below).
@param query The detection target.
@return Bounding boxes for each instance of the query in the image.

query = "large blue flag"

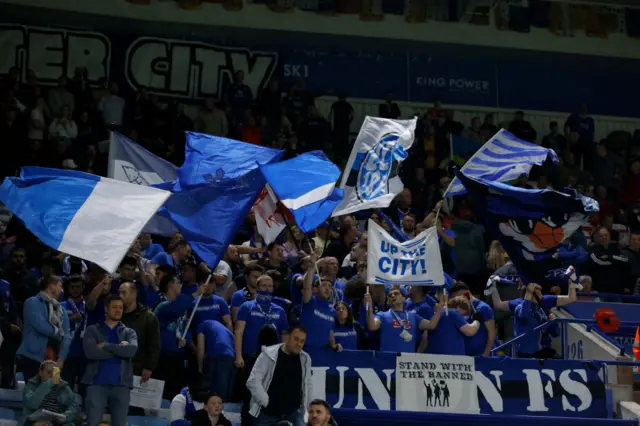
[444,129,559,197]
[454,169,599,285]
[178,132,285,189]
[156,133,283,267]
[259,151,343,233]
[0,167,170,273]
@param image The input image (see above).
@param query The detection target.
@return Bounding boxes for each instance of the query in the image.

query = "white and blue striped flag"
[443,129,559,198]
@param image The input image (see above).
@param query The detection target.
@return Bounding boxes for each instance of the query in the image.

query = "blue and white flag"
[0,167,170,273]
[156,132,284,268]
[455,168,598,285]
[108,131,178,236]
[260,151,344,233]
[332,116,417,217]
[444,129,559,198]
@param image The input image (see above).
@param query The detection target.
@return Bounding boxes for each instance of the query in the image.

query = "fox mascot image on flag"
[332,116,417,216]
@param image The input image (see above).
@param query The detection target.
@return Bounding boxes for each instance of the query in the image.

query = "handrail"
[491,317,640,356]
[576,292,640,302]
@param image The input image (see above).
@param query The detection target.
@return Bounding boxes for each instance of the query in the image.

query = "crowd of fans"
[1,62,640,426]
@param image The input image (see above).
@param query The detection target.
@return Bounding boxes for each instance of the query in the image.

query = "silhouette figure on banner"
[423,382,433,407]
[424,380,450,407]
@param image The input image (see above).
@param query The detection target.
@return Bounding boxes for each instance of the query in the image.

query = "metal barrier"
[576,293,640,303]
[492,317,640,360]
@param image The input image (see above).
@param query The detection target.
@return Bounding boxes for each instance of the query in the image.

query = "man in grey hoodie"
[247,326,313,426]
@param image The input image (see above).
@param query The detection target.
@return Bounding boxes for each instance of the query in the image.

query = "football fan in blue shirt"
[449,282,496,356]
[427,296,480,355]
[230,264,265,321]
[300,254,340,352]
[234,274,289,369]
[364,287,441,353]
[514,283,552,358]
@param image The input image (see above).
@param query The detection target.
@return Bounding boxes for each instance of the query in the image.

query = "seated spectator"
[17,275,70,381]
[189,393,232,426]
[21,360,79,426]
[48,106,77,143]
[307,399,337,426]
[170,381,208,426]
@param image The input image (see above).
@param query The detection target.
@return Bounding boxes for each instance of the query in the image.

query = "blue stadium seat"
[224,403,242,413]
[161,399,171,409]
[127,416,168,426]
[0,407,16,420]
[15,373,24,383]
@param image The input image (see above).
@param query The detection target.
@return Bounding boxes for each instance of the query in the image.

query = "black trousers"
[0,329,20,389]
[155,354,185,400]
[17,356,42,383]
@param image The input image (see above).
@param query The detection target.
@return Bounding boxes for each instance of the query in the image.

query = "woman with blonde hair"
[487,240,506,272]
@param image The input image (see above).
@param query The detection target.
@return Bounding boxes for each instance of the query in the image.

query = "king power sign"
[0,24,277,100]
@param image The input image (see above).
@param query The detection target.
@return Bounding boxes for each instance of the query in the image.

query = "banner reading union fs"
[396,353,479,414]
[367,219,444,286]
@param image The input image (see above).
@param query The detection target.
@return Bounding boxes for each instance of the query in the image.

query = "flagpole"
[181,273,212,339]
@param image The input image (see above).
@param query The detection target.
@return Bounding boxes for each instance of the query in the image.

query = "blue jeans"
[256,411,304,426]
[86,385,130,426]
[207,355,236,401]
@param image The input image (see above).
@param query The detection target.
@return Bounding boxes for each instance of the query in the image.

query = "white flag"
[108,131,178,236]
[252,187,286,244]
[366,219,444,286]
[332,116,416,217]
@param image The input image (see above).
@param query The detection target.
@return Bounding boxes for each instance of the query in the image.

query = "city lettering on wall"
[124,37,278,99]
[0,24,111,85]
[0,25,278,100]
